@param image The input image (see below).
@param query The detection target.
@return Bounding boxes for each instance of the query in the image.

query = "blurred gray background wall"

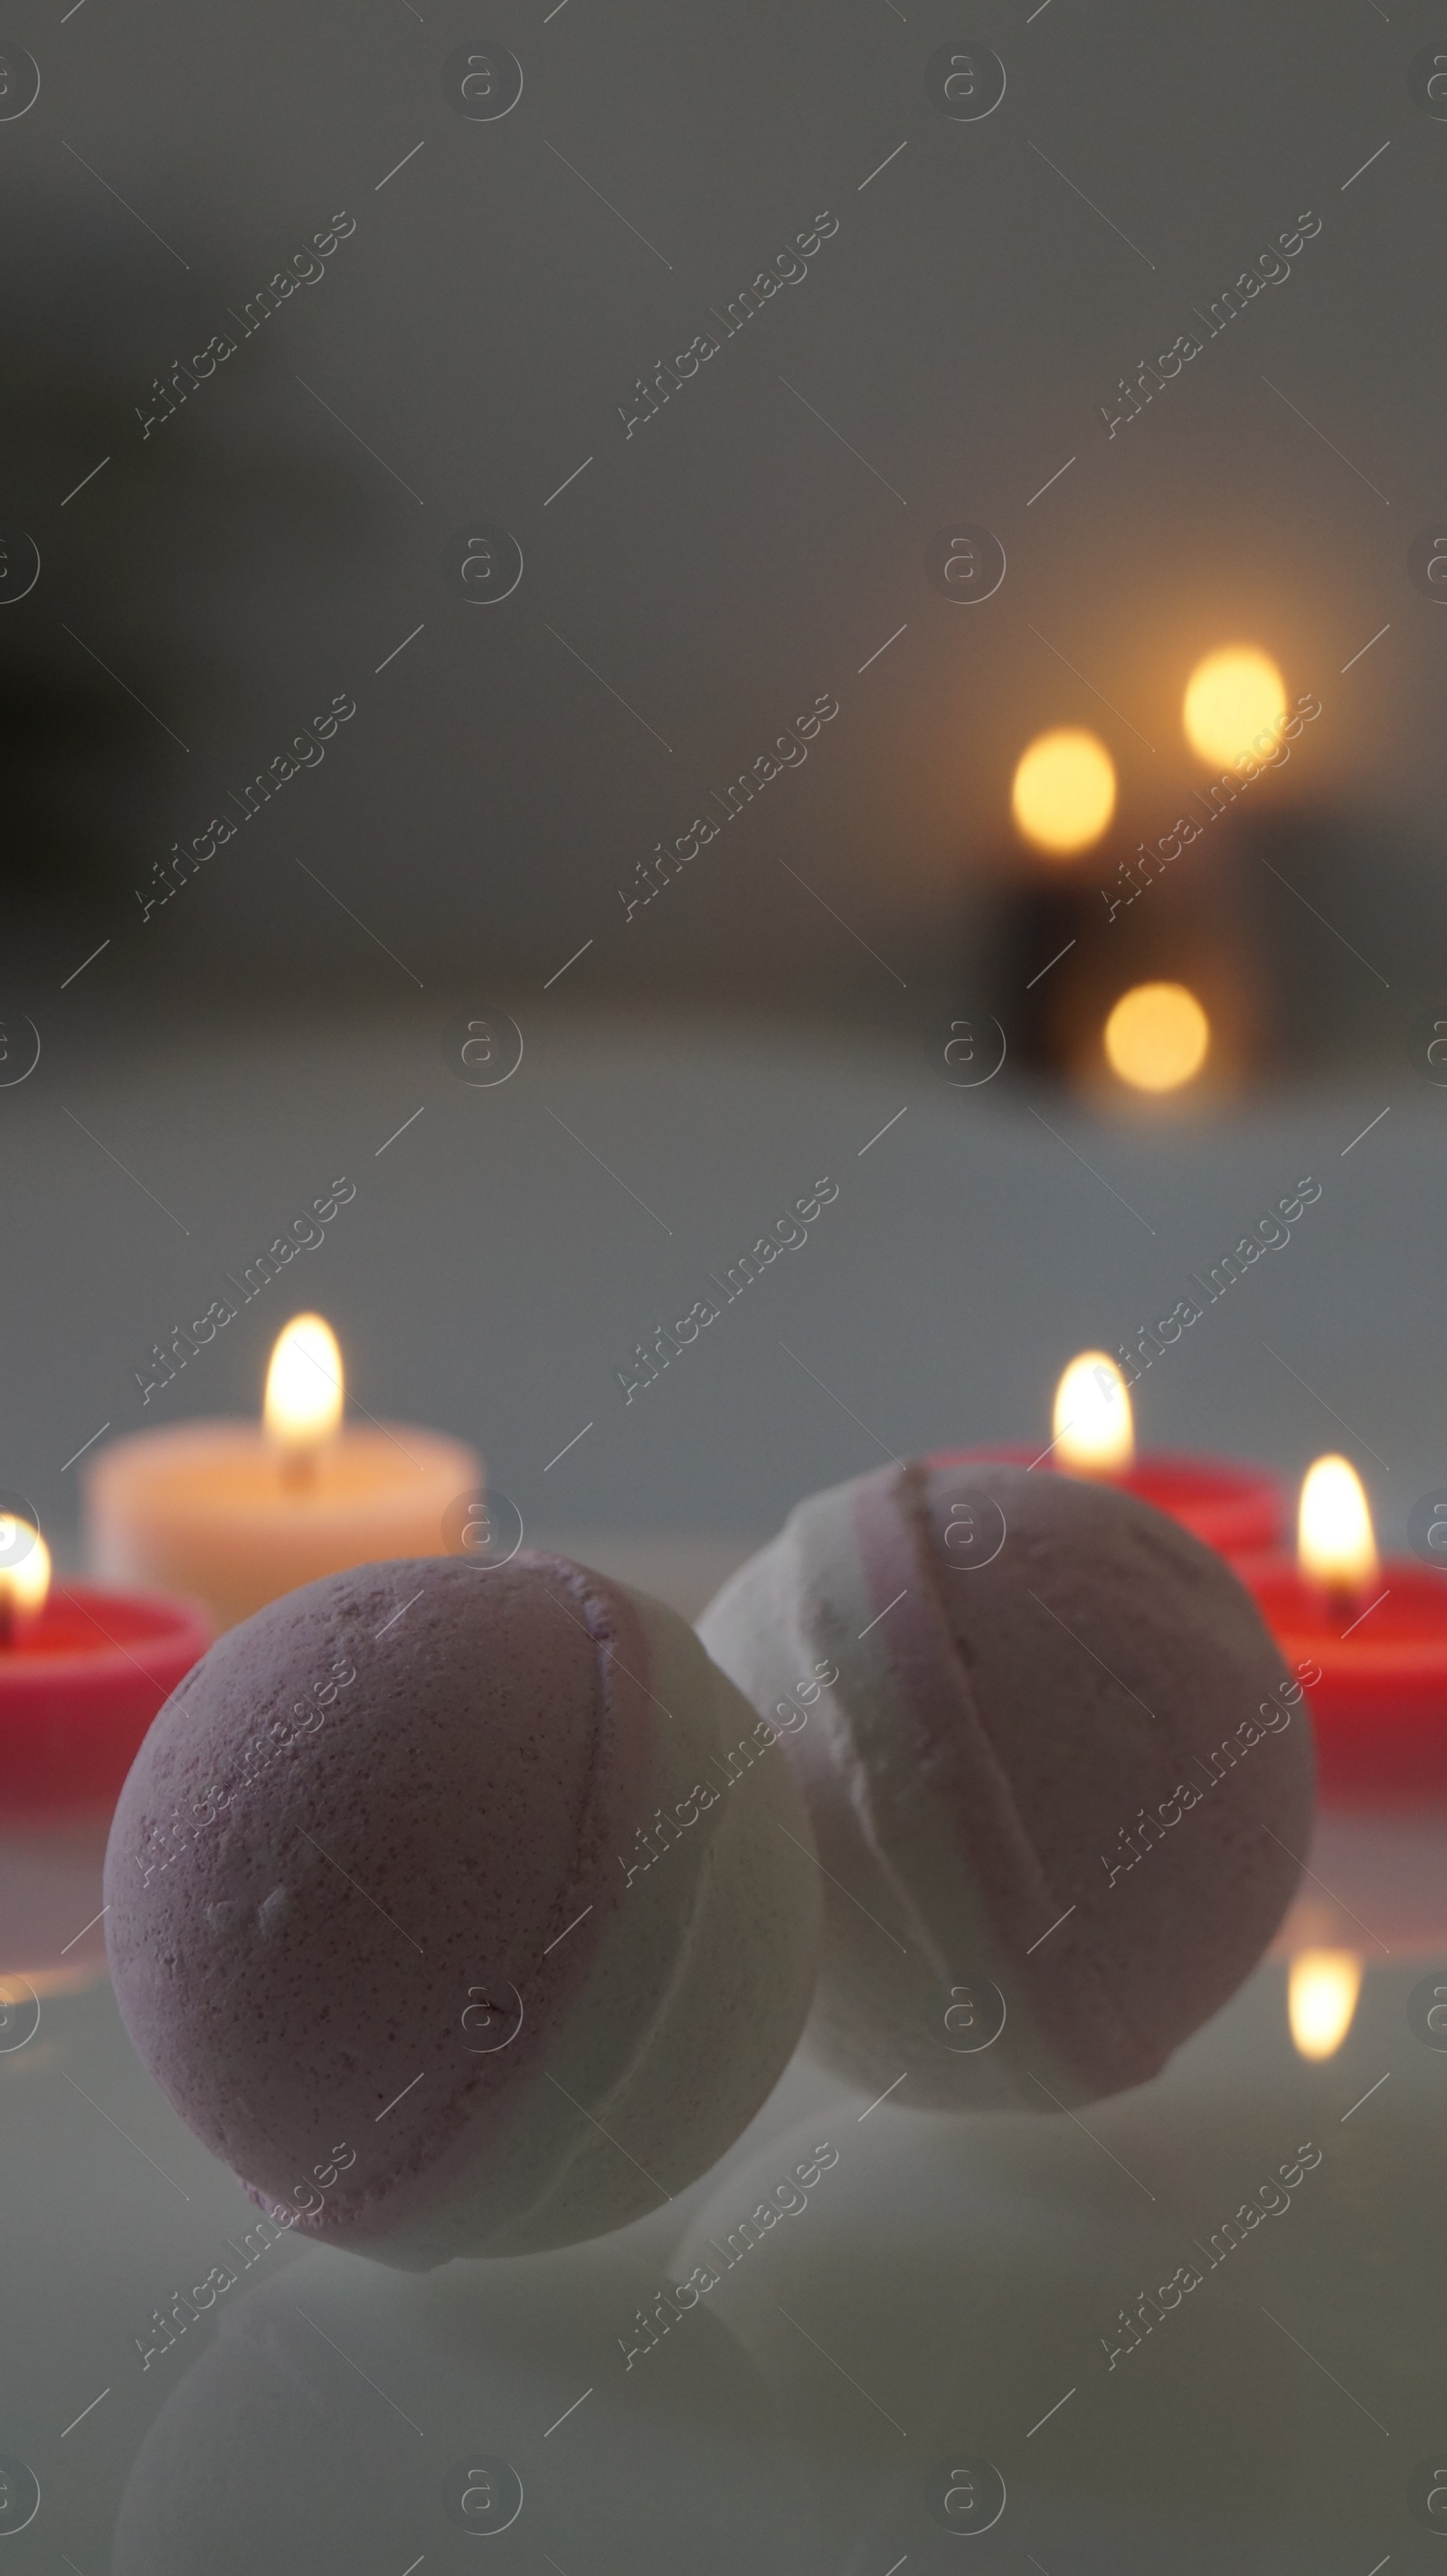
[1,0,1442,1036]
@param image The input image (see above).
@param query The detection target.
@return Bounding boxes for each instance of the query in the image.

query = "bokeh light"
[1183,646,1287,767]
[1103,983,1211,1093]
[1010,727,1116,856]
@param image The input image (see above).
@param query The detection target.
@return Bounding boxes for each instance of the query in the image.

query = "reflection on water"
[112,2229,817,2574]
[106,1951,1447,2573]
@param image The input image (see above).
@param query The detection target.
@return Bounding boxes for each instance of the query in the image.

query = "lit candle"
[1298,1454,1377,1613]
[1286,1948,1363,2062]
[81,1314,481,1632]
[1238,1456,1447,1806]
[929,1350,1287,1556]
[264,1310,345,1492]
[0,1514,51,1647]
[1005,727,1118,1080]
[1055,1350,1135,1475]
[0,1514,210,1808]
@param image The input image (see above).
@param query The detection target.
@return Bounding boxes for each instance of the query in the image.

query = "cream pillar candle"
[83,1315,481,1631]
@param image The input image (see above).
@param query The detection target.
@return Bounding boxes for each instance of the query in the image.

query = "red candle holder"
[0,1582,212,1811]
[927,1445,1286,1559]
[1236,1552,1447,1807]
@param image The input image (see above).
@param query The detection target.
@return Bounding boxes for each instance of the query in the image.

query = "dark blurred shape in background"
[1,181,383,994]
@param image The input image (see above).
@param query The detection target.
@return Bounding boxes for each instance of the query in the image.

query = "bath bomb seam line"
[894,1461,1159,2075]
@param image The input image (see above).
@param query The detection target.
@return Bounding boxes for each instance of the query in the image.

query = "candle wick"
[0,1600,13,1648]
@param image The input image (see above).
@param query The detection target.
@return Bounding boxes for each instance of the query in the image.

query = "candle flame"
[1010,726,1116,858]
[1297,1454,1377,1592]
[0,1517,50,1624]
[1053,1352,1135,1475]
[1104,982,1211,1094]
[1287,1949,1362,2061]
[264,1315,345,1467]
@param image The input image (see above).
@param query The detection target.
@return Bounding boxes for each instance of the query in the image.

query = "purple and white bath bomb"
[699,1462,1313,2109]
[104,1553,821,2266]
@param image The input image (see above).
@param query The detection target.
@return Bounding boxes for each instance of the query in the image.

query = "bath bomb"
[104,1552,821,2267]
[699,1461,1313,2109]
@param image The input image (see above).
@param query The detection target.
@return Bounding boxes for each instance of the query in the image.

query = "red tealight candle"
[1238,1455,1447,1808]
[0,1515,211,1810]
[932,1351,1286,1557]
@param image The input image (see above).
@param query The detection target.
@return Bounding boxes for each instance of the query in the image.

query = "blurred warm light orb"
[1288,1949,1362,2060]
[1010,726,1116,856]
[1053,1352,1135,1474]
[1103,983,1210,1093]
[1182,646,1287,767]
[1298,1454,1378,1590]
